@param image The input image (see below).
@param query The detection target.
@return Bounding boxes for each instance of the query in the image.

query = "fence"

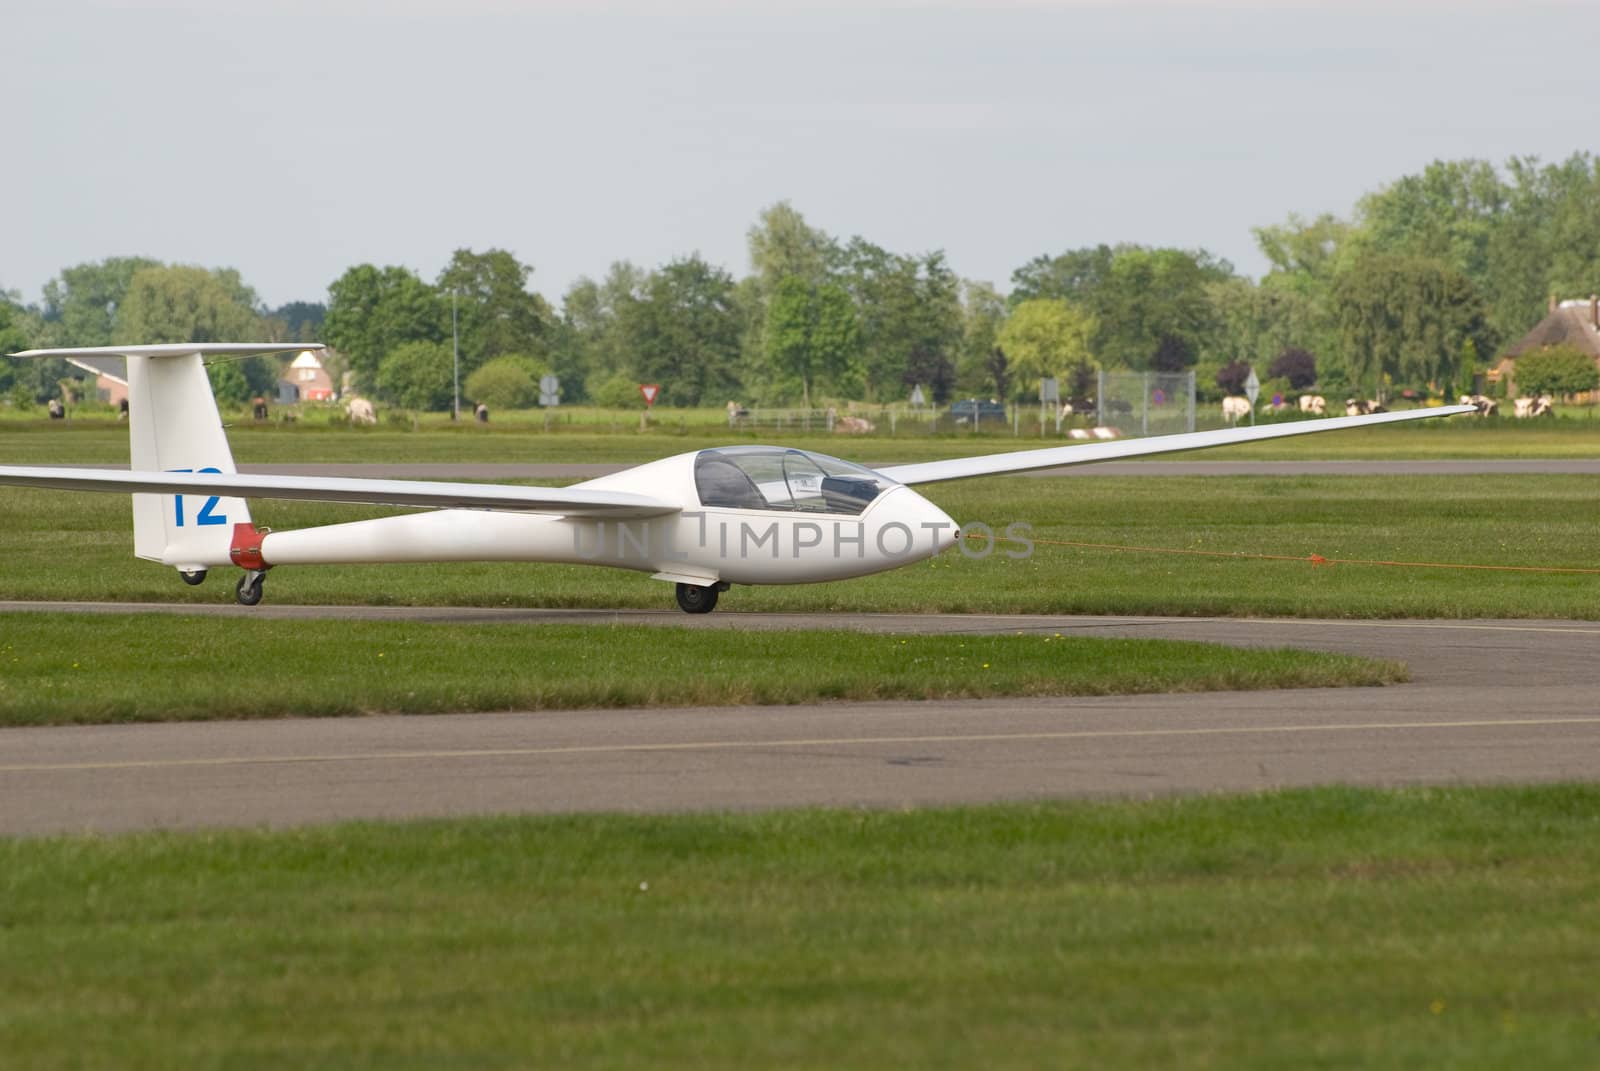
[1096,370,1196,437]
[729,407,954,433]
[729,408,836,431]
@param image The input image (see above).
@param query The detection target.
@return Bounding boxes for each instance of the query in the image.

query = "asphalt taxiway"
[1,607,1595,836]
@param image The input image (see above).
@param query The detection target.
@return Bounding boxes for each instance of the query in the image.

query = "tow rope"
[962,532,1600,576]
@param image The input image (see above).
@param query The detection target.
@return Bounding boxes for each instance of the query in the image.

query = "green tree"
[376,340,453,410]
[839,241,962,401]
[747,201,836,294]
[1512,346,1600,397]
[41,256,161,346]
[1534,155,1600,304]
[114,265,263,343]
[464,355,545,410]
[957,282,1006,395]
[1253,213,1350,281]
[1323,153,1600,345]
[0,297,28,395]
[437,248,553,370]
[264,301,326,343]
[0,294,33,354]
[984,346,1011,401]
[1150,333,1196,373]
[0,294,55,400]
[904,344,957,405]
[324,265,447,391]
[1488,153,1600,339]
[590,372,644,409]
[554,261,647,403]
[730,275,771,403]
[1330,254,1491,395]
[1351,159,1506,298]
[996,299,1097,402]
[764,277,861,407]
[1206,275,1333,371]
[1093,247,1230,369]
[1243,215,1348,368]
[619,256,743,407]
[113,265,272,400]
[1008,245,1116,307]
[206,360,253,406]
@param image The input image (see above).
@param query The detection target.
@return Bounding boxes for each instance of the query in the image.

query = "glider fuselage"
[257,448,960,586]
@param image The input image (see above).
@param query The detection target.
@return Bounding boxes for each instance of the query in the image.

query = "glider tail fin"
[8,344,316,569]
[126,351,252,567]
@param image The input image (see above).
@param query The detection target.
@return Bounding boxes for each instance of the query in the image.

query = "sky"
[5,0,1598,310]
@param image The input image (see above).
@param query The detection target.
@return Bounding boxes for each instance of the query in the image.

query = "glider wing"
[875,406,1477,486]
[0,467,679,518]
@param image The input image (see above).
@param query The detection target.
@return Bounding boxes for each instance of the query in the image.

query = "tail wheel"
[675,583,719,614]
[235,571,266,607]
[180,569,207,586]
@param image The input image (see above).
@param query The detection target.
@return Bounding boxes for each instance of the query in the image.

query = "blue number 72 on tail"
[168,468,228,527]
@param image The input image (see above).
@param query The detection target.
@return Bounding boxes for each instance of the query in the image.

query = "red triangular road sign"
[639,384,661,406]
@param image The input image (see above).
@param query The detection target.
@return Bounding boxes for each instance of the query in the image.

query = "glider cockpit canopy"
[693,447,895,515]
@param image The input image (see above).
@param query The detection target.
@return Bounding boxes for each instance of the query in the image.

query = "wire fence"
[1095,371,1196,437]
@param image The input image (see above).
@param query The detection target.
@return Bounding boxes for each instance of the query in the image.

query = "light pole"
[450,288,460,421]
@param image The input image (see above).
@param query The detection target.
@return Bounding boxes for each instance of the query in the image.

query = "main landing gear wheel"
[179,569,207,586]
[675,582,719,614]
[235,570,266,607]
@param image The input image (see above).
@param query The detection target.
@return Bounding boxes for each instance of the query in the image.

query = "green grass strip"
[0,613,1402,726]
[4,473,1597,619]
[2,785,1598,1068]
[4,415,1600,465]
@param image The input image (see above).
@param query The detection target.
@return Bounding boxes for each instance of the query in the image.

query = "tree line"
[5,152,1600,410]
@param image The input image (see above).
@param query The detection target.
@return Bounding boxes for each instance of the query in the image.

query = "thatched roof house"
[1493,296,1600,396]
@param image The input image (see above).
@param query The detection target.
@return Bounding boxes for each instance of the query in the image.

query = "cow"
[1458,394,1497,417]
[1345,399,1388,417]
[346,397,377,425]
[1513,395,1554,418]
[1221,396,1251,423]
[1297,394,1327,415]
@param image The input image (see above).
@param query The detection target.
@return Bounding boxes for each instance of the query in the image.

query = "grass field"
[0,613,1400,726]
[3,412,1599,465]
[2,475,1595,619]
[3,785,1597,1069]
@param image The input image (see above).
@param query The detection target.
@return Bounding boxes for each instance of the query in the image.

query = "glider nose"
[902,489,961,555]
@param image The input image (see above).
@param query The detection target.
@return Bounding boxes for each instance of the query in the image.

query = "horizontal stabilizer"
[0,467,679,518]
[876,406,1478,485]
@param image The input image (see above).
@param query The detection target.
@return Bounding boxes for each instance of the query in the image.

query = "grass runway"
[2,786,1597,1069]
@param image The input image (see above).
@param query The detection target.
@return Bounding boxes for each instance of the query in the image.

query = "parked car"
[949,398,1008,424]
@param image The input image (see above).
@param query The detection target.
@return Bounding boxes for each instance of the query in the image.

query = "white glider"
[2,343,1473,612]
